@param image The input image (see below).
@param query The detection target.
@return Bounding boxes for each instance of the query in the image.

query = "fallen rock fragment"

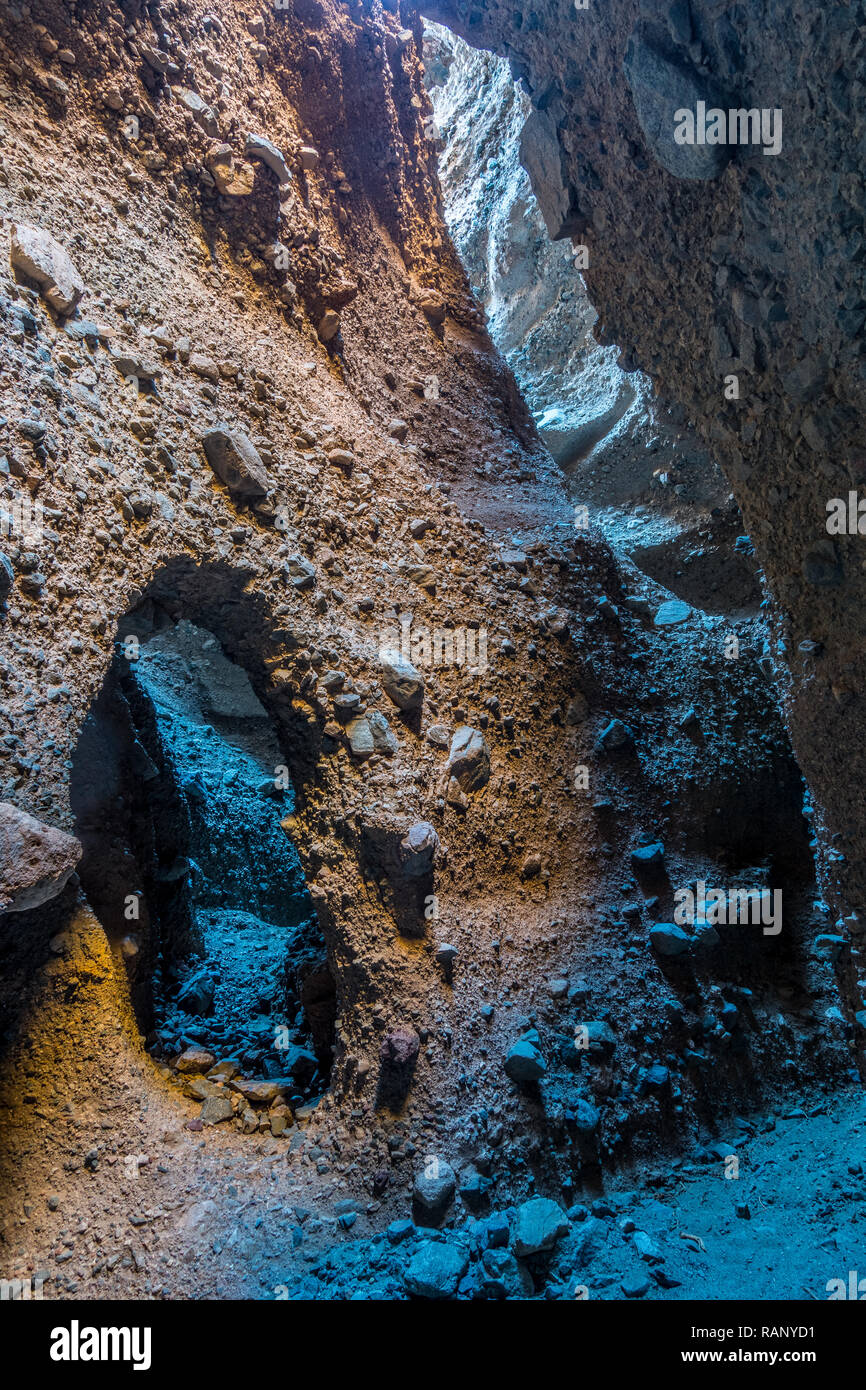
[404,1241,468,1299]
[174,1047,216,1075]
[511,1197,569,1257]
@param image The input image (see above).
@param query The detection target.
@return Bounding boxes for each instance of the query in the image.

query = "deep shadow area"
[70,560,337,1100]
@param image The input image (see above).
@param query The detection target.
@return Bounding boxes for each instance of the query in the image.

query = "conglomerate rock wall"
[423,0,866,950]
[0,0,856,1284]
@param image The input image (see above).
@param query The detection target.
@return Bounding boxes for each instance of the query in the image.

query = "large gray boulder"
[623,21,734,180]
[0,803,81,913]
[201,427,271,499]
[10,223,85,314]
[380,649,425,712]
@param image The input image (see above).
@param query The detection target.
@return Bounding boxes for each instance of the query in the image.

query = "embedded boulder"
[380,649,425,712]
[447,726,490,791]
[399,821,440,878]
[0,802,81,913]
[622,21,734,181]
[201,427,271,499]
[10,223,85,314]
[245,132,292,185]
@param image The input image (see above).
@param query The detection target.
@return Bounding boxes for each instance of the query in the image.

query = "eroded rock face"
[201,427,271,498]
[425,0,866,934]
[0,802,81,913]
[0,0,854,1305]
[424,25,643,470]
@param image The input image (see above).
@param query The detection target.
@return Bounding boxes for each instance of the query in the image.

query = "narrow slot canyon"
[0,0,863,1336]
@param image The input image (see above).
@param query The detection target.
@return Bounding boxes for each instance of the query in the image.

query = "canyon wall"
[423,0,866,952]
[0,0,857,1290]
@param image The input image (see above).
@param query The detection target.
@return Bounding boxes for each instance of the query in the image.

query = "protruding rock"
[206,144,256,196]
[317,309,341,343]
[435,943,458,969]
[598,718,633,751]
[630,841,665,873]
[10,223,85,314]
[400,821,440,877]
[244,131,291,185]
[345,716,375,759]
[650,923,692,957]
[447,726,490,791]
[174,1047,216,1075]
[504,1038,546,1084]
[572,1097,601,1134]
[411,281,447,324]
[380,649,425,712]
[0,803,81,913]
[176,968,216,1016]
[201,427,270,499]
[380,1026,420,1068]
[654,598,691,627]
[368,710,398,756]
[413,1158,456,1217]
[175,88,219,136]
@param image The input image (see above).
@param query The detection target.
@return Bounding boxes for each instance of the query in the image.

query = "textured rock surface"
[424,0,866,943]
[424,22,762,621]
[0,801,80,912]
[0,0,856,1306]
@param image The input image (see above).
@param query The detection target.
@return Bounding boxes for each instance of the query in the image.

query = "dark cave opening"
[70,584,337,1111]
